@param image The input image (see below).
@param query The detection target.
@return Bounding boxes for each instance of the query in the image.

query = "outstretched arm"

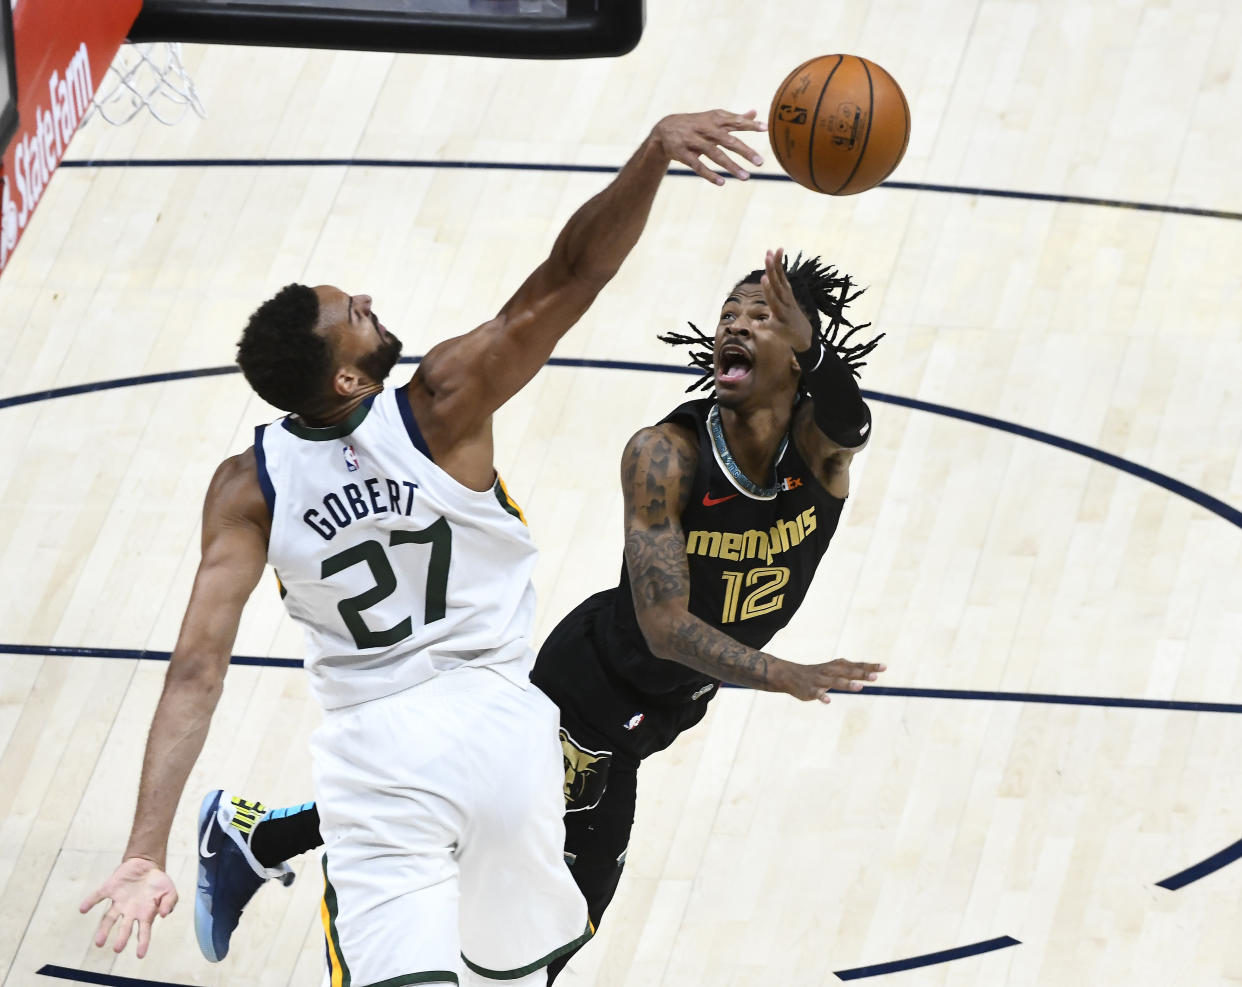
[761,247,873,498]
[621,423,884,699]
[410,110,767,455]
[80,451,269,957]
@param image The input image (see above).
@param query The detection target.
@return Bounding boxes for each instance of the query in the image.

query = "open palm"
[80,856,179,958]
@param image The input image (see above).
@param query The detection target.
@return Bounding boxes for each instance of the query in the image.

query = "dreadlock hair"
[657,253,884,394]
[236,283,332,414]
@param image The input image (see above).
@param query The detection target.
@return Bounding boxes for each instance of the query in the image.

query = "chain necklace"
[707,403,787,499]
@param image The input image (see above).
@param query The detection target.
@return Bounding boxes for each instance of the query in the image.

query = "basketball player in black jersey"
[197,248,887,976]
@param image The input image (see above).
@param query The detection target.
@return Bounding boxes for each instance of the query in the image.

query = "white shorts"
[311,664,591,985]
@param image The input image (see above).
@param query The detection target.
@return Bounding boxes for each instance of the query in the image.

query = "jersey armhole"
[789,401,850,504]
[395,385,434,461]
[253,424,276,517]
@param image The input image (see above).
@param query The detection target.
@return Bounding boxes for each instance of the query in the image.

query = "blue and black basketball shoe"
[195,789,295,962]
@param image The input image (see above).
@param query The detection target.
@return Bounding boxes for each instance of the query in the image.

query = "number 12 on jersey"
[720,566,789,623]
[320,517,452,649]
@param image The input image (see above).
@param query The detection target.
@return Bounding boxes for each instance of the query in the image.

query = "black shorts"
[531,592,720,954]
[531,592,718,769]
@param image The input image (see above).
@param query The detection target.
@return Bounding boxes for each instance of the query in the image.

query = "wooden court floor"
[2,1,1241,984]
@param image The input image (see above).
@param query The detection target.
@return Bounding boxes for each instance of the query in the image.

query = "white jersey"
[255,386,538,710]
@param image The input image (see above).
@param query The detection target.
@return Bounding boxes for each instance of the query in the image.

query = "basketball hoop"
[84,41,205,127]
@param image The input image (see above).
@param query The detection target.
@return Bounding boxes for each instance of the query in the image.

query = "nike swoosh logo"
[200,820,217,859]
[702,492,739,507]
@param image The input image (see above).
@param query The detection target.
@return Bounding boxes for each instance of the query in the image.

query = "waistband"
[322,661,528,716]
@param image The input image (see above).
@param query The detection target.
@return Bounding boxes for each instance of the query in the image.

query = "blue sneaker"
[195,790,294,962]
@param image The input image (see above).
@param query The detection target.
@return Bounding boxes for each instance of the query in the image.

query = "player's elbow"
[566,256,620,294]
[549,232,621,296]
[163,649,230,699]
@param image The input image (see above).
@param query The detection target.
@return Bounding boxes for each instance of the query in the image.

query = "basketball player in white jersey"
[81,108,767,985]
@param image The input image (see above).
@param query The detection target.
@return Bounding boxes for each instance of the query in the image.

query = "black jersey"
[591,397,845,702]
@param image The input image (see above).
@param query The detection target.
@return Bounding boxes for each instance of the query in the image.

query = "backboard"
[130,0,644,59]
[0,0,141,277]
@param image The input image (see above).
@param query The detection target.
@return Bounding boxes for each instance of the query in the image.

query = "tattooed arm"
[621,423,884,700]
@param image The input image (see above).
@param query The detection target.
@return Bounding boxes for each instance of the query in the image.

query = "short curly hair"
[236,284,332,413]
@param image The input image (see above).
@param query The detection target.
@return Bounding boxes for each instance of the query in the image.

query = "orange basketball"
[768,54,910,195]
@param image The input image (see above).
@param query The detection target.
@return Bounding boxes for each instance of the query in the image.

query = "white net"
[84,42,206,127]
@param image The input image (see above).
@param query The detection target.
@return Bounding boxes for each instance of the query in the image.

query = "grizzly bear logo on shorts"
[559,728,612,812]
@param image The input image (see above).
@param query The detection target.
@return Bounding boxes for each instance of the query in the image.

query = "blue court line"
[866,390,1242,531]
[834,935,1021,980]
[0,366,239,410]
[1156,837,1242,891]
[36,965,194,987]
[8,644,1242,715]
[54,157,1242,222]
[3,359,1239,535]
[0,643,301,668]
[851,685,1242,715]
[0,358,690,412]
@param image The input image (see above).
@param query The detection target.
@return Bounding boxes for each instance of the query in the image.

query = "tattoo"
[625,524,686,607]
[665,613,773,688]
[622,426,695,609]
[621,425,775,690]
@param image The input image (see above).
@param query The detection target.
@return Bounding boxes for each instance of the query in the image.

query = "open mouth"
[716,345,753,384]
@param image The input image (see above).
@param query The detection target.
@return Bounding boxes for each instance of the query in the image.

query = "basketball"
[768,54,910,195]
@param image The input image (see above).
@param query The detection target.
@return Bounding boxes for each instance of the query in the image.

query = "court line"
[7,645,1242,715]
[833,935,1021,980]
[1155,837,1242,891]
[0,643,301,668]
[54,157,1242,222]
[855,685,1242,715]
[0,367,239,411]
[36,965,193,986]
[2,358,1239,533]
[871,391,1242,530]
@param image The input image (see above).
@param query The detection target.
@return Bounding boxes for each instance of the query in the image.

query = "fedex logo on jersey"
[343,444,360,472]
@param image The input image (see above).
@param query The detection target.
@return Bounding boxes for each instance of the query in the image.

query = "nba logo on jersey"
[623,713,644,731]
[343,444,360,472]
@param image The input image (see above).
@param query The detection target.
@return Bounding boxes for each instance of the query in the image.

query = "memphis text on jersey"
[685,506,818,565]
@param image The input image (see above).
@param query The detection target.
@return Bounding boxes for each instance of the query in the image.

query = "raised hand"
[782,658,887,703]
[80,856,178,958]
[760,246,815,351]
[650,109,766,185]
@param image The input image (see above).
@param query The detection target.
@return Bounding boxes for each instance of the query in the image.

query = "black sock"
[250,801,324,868]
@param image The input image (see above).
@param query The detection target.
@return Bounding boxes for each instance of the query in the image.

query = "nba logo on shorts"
[343,445,360,472]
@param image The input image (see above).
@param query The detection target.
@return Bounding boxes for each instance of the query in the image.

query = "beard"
[357,332,403,384]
